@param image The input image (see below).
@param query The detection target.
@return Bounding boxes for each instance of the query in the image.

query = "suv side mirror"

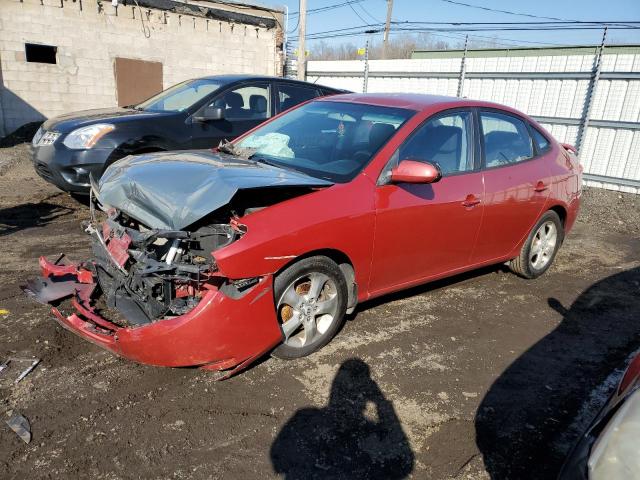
[194,106,224,122]
[390,160,442,184]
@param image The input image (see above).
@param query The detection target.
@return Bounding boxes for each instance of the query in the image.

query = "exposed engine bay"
[22,149,335,376]
[87,186,318,326]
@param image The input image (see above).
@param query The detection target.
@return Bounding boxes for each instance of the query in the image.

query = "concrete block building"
[0,0,284,137]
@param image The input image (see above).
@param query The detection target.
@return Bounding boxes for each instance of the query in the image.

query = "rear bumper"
[565,194,581,234]
[24,257,283,377]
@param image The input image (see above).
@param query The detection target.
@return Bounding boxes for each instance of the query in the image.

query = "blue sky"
[271,0,640,50]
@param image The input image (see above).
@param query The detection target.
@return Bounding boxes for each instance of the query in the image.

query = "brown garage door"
[114,57,163,107]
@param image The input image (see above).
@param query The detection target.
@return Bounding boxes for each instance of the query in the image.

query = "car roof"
[317,92,520,113]
[198,74,343,92]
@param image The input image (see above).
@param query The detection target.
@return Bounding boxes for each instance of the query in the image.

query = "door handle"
[462,194,481,208]
[534,181,548,192]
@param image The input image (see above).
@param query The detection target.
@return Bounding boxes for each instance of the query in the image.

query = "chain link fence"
[307,45,640,194]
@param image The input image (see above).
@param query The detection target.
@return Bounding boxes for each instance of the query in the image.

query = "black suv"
[31,75,344,193]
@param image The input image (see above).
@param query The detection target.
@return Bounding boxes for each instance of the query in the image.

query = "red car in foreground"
[24,93,581,378]
[560,352,640,479]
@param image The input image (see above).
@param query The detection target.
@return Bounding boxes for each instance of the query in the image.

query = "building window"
[25,43,57,64]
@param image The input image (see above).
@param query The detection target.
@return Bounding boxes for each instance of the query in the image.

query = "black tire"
[272,256,348,360]
[510,210,564,279]
[69,192,91,205]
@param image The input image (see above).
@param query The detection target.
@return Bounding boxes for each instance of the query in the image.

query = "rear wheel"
[272,256,348,359]
[510,210,563,279]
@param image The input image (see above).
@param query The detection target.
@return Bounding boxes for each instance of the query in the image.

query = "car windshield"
[136,79,222,112]
[235,100,416,182]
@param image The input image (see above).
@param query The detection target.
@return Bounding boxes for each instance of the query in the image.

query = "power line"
[357,2,383,24]
[439,0,639,29]
[297,26,572,48]
[413,30,571,48]
[289,0,365,16]
[287,0,301,34]
[440,0,583,22]
[306,27,633,41]
[305,23,638,40]
[393,20,640,27]
[290,2,639,50]
[392,26,635,32]
[303,23,634,47]
[348,1,374,26]
[303,20,640,40]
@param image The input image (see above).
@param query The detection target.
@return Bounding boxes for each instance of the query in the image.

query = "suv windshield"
[136,79,222,112]
[236,101,415,182]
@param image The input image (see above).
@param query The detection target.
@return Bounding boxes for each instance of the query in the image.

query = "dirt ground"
[1,143,639,480]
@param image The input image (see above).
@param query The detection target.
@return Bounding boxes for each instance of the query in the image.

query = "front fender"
[214,175,376,292]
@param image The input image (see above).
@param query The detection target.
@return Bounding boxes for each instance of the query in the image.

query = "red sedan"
[24,93,581,378]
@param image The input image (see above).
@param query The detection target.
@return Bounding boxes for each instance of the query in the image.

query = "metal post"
[297,0,307,80]
[457,35,468,98]
[363,38,370,93]
[576,27,607,153]
[382,0,393,59]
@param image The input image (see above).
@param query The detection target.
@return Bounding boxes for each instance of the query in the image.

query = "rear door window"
[530,126,551,153]
[277,84,320,113]
[210,83,271,121]
[480,111,534,167]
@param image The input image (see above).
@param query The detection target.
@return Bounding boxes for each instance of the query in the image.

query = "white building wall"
[0,0,281,136]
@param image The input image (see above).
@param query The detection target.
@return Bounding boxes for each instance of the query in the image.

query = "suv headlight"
[588,388,640,479]
[63,124,114,149]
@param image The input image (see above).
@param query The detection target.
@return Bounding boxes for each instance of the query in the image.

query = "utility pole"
[297,0,307,80]
[382,0,393,59]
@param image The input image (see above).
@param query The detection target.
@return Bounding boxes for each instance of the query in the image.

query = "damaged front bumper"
[21,149,332,378]
[23,257,284,378]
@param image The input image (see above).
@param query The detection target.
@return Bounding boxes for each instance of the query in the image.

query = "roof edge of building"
[411,44,640,59]
[124,0,282,29]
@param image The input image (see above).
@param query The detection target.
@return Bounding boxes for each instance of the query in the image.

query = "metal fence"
[306,44,640,194]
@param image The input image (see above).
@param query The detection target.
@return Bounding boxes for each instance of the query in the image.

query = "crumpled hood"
[96,150,333,230]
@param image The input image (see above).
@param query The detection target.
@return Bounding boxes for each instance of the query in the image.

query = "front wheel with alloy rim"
[510,210,564,279]
[272,256,348,359]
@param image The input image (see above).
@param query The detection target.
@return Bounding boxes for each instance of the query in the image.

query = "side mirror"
[390,160,441,184]
[194,106,224,122]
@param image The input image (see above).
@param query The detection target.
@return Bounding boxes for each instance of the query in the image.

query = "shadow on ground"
[476,267,640,479]
[0,201,73,237]
[270,358,414,480]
